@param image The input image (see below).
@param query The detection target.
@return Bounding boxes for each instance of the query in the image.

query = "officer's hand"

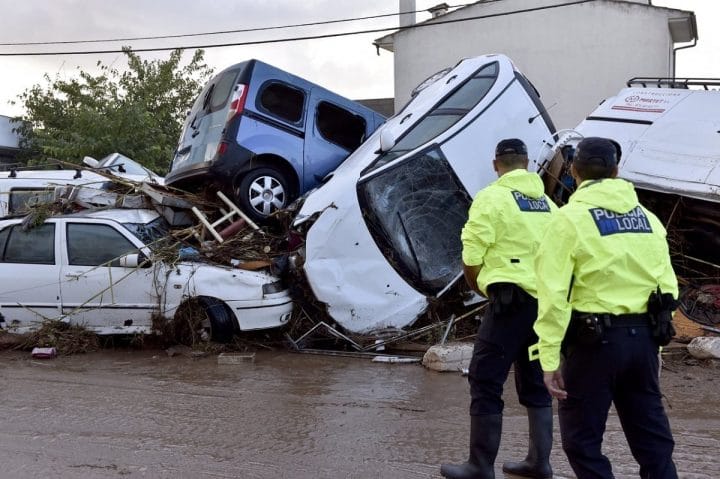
[543,370,567,400]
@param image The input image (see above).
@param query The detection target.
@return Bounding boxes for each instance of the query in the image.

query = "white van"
[291,54,557,334]
[567,78,720,202]
[0,168,111,218]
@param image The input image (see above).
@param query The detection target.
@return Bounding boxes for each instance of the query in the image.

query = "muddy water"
[0,350,717,478]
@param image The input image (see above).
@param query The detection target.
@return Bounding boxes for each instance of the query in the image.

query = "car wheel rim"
[248,175,285,216]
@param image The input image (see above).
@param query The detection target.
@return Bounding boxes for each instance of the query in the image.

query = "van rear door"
[172,67,243,174]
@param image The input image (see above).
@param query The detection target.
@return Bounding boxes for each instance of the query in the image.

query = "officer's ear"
[570,163,583,184]
[610,166,618,178]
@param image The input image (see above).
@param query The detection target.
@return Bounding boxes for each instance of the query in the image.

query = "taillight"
[226,83,248,123]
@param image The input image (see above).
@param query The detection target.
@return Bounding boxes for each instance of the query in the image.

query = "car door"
[303,95,368,191]
[0,222,61,329]
[58,219,158,332]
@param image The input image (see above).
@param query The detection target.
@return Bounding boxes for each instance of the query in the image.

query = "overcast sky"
[0,0,717,118]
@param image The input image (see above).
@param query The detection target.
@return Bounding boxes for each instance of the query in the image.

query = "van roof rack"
[626,77,720,90]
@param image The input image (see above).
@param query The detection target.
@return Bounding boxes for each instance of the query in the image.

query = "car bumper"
[227,293,293,331]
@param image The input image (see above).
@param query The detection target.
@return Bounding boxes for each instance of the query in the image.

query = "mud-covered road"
[0,349,717,478]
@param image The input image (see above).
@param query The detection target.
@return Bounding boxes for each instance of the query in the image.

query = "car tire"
[174,297,236,345]
[235,167,290,221]
[200,297,236,343]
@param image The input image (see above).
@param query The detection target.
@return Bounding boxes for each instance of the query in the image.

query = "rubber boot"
[440,414,502,479]
[502,407,553,478]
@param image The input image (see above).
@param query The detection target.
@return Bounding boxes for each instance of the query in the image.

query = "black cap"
[495,138,528,157]
[575,137,619,167]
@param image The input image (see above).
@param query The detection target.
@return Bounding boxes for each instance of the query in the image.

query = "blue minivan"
[166,60,386,221]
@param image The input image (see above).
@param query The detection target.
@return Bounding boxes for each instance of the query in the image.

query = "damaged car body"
[0,208,293,341]
[291,54,557,334]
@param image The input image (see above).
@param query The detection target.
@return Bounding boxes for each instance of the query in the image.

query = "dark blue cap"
[575,137,619,167]
[495,138,528,157]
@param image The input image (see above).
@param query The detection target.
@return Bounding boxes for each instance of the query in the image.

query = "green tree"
[13,48,213,174]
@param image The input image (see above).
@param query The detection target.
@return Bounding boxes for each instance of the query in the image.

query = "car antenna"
[528,102,557,124]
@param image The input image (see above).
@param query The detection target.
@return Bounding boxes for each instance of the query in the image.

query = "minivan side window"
[367,62,500,172]
[316,101,367,151]
[0,223,55,265]
[258,82,305,124]
[66,223,138,266]
[9,188,54,214]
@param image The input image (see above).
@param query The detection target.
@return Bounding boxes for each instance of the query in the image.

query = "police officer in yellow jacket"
[441,139,557,479]
[531,137,679,478]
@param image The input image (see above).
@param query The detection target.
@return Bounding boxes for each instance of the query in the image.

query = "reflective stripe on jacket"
[532,178,678,371]
[461,169,557,297]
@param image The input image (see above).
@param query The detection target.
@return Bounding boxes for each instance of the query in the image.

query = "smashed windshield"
[121,216,171,250]
[357,147,471,294]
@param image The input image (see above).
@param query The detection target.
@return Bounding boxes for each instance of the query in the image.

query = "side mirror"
[83,156,99,168]
[379,128,397,152]
[118,253,151,268]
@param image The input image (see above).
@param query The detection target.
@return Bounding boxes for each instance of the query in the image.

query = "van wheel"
[236,167,290,220]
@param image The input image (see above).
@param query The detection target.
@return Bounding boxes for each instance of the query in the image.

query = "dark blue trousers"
[468,285,551,416]
[560,324,677,478]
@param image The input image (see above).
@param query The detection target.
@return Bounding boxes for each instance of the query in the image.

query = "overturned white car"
[0,208,293,340]
[292,54,557,334]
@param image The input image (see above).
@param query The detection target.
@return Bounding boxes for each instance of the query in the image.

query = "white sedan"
[0,208,292,341]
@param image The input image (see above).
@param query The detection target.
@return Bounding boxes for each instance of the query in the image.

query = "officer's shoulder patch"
[511,191,551,212]
[589,206,653,236]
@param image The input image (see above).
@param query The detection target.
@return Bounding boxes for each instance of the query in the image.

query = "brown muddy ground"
[0,348,717,478]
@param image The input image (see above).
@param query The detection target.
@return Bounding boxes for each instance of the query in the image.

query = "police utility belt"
[569,311,650,346]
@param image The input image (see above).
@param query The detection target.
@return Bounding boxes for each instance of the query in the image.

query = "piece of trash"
[371,356,421,364]
[31,347,57,359]
[460,367,469,376]
[217,352,256,365]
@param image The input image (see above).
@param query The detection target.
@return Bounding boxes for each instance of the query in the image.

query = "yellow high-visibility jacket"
[531,178,678,371]
[461,169,557,297]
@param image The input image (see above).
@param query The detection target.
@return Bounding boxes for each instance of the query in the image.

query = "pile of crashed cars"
[1,54,719,357]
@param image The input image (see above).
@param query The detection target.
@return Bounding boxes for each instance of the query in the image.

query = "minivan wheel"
[236,167,290,221]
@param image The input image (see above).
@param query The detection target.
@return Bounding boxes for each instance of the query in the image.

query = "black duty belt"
[571,312,650,328]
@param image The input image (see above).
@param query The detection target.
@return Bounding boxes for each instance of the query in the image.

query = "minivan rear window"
[258,82,305,124]
[209,70,239,112]
[367,62,499,172]
[316,101,367,151]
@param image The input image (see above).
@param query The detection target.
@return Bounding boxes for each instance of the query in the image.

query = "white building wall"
[391,0,682,129]
[0,115,20,149]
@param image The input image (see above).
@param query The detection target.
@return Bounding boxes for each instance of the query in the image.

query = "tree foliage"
[14,48,213,174]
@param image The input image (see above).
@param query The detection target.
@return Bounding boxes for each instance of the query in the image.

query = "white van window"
[259,82,305,124]
[9,188,54,214]
[316,101,367,151]
[0,223,55,265]
[67,223,137,266]
[369,62,499,171]
[357,147,471,294]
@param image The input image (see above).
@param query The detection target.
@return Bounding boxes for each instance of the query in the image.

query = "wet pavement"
[0,349,717,478]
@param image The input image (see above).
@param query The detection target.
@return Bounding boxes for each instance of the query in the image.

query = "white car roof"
[63,208,161,224]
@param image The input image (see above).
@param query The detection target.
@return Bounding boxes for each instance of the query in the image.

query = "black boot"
[440,414,502,479]
[502,407,553,478]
